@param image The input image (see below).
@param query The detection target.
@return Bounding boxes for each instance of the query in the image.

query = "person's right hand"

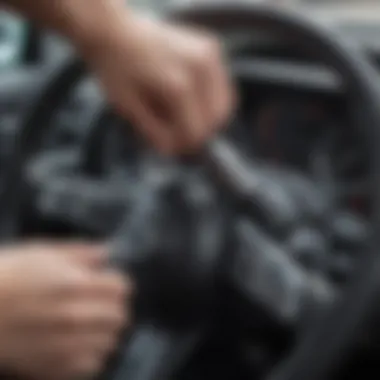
[0,242,132,380]
[81,11,236,155]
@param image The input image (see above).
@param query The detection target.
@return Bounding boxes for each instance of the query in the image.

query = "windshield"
[0,12,26,69]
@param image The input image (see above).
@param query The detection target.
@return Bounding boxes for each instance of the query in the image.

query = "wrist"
[2,0,126,49]
[60,0,135,59]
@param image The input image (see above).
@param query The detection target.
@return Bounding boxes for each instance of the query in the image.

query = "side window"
[0,11,27,70]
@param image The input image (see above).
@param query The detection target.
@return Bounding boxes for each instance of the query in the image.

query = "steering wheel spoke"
[229,219,336,328]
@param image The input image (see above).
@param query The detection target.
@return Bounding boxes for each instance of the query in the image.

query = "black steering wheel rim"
[1,4,380,380]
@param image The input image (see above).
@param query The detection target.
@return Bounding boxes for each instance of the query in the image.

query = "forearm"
[1,0,129,52]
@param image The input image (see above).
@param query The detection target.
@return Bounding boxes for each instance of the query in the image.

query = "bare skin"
[3,0,236,154]
[0,242,132,380]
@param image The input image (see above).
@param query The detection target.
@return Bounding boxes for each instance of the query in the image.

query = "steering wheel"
[2,3,380,380]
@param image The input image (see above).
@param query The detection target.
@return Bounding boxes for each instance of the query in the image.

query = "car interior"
[1,1,380,380]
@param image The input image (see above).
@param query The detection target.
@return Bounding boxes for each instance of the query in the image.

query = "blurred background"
[0,2,379,378]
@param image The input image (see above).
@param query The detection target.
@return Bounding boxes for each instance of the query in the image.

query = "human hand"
[83,12,236,155]
[0,242,132,380]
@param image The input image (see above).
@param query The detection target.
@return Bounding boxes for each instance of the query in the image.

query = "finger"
[56,301,128,332]
[91,270,134,300]
[117,91,174,155]
[163,69,204,153]
[59,243,108,268]
[211,58,238,131]
[48,336,106,380]
[175,28,233,136]
[198,48,236,135]
[55,266,133,303]
[26,241,108,268]
[62,332,120,356]
[82,333,120,357]
[22,333,116,380]
[187,37,221,133]
[68,351,106,379]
